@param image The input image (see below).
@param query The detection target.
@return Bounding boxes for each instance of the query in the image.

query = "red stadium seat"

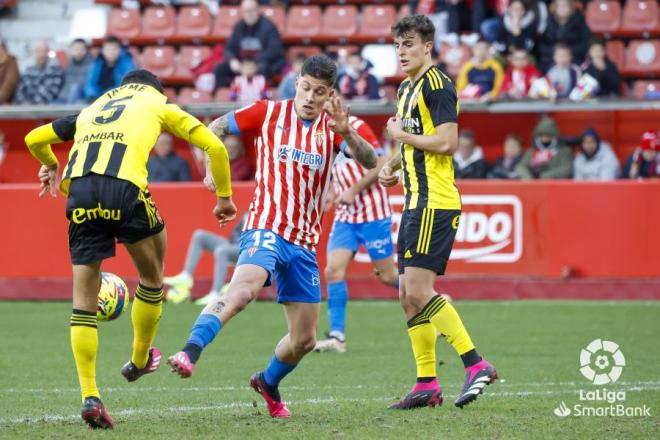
[623,39,660,75]
[178,87,212,104]
[439,43,472,78]
[621,0,659,34]
[138,6,176,44]
[163,87,177,102]
[631,80,660,98]
[585,0,621,34]
[107,8,141,41]
[127,46,141,64]
[283,5,321,43]
[260,5,285,33]
[320,5,358,43]
[210,6,241,42]
[175,5,212,42]
[174,46,211,82]
[214,87,232,103]
[397,4,411,21]
[141,46,176,80]
[356,5,396,43]
[606,40,625,67]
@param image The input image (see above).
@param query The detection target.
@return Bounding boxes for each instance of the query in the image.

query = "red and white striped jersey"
[332,116,392,224]
[227,99,345,250]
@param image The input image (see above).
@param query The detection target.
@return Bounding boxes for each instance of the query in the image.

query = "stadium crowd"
[0,0,658,181]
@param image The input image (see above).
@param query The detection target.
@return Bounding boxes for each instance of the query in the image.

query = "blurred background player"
[314,115,398,353]
[24,69,236,429]
[167,55,378,418]
[379,15,497,410]
[164,214,247,305]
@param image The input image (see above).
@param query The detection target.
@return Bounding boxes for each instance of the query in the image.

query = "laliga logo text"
[553,339,651,418]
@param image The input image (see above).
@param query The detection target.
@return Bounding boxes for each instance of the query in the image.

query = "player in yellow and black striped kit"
[379,15,498,410]
[24,70,237,429]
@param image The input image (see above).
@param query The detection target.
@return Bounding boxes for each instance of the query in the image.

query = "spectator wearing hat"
[516,116,572,179]
[573,128,620,180]
[622,131,660,179]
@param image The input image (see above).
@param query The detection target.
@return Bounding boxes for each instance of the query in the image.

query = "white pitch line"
[2,380,658,394]
[1,385,658,427]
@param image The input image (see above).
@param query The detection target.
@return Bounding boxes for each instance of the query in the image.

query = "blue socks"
[327,281,348,335]
[263,355,296,387]
[183,313,222,363]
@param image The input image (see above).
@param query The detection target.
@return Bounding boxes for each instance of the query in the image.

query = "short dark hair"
[104,35,122,47]
[71,38,88,48]
[121,69,164,93]
[589,37,605,49]
[554,42,570,53]
[391,14,435,43]
[300,55,337,86]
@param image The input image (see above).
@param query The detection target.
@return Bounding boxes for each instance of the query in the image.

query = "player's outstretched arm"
[386,115,458,156]
[24,123,63,198]
[208,114,230,139]
[325,96,377,169]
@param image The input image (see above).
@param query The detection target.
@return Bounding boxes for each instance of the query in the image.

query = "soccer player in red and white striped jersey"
[168,55,379,418]
[314,116,399,354]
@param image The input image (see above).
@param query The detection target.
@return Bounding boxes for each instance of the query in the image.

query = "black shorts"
[66,174,165,265]
[397,208,460,275]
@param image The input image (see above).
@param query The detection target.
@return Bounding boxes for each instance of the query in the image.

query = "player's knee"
[213,246,230,259]
[192,229,206,242]
[225,283,256,311]
[324,265,345,283]
[291,334,316,354]
[137,260,164,287]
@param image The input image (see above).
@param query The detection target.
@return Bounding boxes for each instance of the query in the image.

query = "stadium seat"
[355,5,396,43]
[163,87,177,102]
[127,46,141,64]
[439,43,472,78]
[174,5,212,42]
[260,5,285,33]
[606,40,625,68]
[210,6,241,42]
[178,87,212,104]
[214,87,232,103]
[621,0,659,35]
[631,80,660,98]
[174,46,211,83]
[140,46,176,81]
[283,5,322,43]
[107,8,141,41]
[286,45,322,62]
[139,6,176,44]
[397,4,411,21]
[623,39,660,75]
[585,0,621,34]
[319,5,358,43]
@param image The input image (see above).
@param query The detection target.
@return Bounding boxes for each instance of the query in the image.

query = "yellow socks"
[131,284,163,368]
[424,295,476,357]
[70,309,100,401]
[407,321,438,378]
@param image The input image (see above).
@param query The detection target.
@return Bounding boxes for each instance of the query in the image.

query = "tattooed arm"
[325,96,377,170]
[208,114,231,139]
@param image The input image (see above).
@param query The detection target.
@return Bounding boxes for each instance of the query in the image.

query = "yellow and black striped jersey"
[396,65,461,210]
[52,84,205,195]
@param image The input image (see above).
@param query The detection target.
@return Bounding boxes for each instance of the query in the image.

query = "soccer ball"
[97,272,130,322]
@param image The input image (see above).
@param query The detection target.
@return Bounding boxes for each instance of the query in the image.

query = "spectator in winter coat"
[494,0,538,55]
[56,39,93,104]
[84,36,136,100]
[538,0,591,72]
[13,40,64,104]
[0,39,19,104]
[500,47,541,99]
[337,53,380,101]
[572,128,620,180]
[545,43,580,99]
[147,133,192,182]
[488,133,524,179]
[214,0,284,88]
[582,39,621,97]
[456,39,504,102]
[516,117,572,179]
[454,129,488,179]
[622,131,660,179]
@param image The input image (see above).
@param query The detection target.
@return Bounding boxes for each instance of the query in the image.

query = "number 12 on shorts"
[253,230,276,250]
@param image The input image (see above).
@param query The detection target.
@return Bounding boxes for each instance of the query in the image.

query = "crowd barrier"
[1,181,658,300]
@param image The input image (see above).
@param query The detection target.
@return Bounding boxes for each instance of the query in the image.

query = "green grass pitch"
[0,300,658,439]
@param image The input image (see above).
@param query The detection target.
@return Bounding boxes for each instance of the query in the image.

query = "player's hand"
[378,165,399,187]
[214,197,237,227]
[337,189,356,207]
[38,163,59,198]
[386,115,405,141]
[203,173,216,193]
[325,96,351,135]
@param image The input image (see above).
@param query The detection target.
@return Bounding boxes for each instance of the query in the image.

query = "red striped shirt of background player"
[230,99,344,250]
[331,116,392,224]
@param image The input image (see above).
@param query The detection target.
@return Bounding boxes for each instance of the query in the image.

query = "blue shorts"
[327,218,394,261]
[236,229,321,303]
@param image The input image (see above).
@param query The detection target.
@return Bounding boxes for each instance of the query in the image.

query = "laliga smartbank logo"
[553,339,651,418]
[355,195,523,264]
